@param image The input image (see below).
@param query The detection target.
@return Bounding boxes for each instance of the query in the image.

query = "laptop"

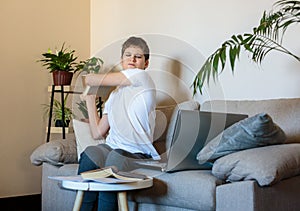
[135,110,248,172]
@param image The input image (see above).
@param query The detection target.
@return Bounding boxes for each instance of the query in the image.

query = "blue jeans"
[77,144,151,211]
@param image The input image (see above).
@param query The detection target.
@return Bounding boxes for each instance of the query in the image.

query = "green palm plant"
[193,0,300,94]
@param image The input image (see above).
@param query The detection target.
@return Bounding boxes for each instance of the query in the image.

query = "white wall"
[0,0,90,197]
[91,0,300,104]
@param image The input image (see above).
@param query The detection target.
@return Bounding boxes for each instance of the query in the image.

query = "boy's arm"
[85,72,131,87]
[84,95,110,139]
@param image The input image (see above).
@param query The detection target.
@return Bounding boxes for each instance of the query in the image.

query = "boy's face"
[121,45,149,70]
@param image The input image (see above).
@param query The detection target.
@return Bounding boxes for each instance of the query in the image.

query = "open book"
[82,85,114,98]
[81,166,147,182]
[49,166,148,184]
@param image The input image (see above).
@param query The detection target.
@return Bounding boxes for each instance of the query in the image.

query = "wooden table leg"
[73,190,84,211]
[117,191,128,211]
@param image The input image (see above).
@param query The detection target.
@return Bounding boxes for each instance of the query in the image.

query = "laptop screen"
[165,110,248,172]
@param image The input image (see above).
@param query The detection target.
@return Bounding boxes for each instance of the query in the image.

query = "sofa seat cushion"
[128,169,222,210]
[57,163,79,176]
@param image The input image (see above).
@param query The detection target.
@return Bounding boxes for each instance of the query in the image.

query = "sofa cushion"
[212,143,300,186]
[151,101,200,143]
[129,168,222,210]
[73,119,105,160]
[30,138,77,166]
[153,105,176,142]
[165,100,200,151]
[197,113,286,164]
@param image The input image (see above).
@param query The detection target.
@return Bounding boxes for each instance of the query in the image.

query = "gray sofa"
[31,98,300,211]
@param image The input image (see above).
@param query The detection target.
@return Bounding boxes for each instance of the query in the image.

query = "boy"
[78,36,158,211]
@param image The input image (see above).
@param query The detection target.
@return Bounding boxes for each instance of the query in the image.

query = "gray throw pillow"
[212,144,300,186]
[197,113,286,164]
[30,139,78,166]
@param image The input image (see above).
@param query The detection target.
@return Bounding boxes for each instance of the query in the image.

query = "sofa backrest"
[201,98,300,143]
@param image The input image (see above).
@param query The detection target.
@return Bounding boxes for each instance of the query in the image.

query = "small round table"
[61,177,153,211]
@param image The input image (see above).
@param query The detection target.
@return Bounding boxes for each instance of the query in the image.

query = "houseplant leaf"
[192,0,300,95]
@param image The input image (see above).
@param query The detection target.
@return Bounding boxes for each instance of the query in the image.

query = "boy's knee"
[80,146,107,167]
[105,149,135,171]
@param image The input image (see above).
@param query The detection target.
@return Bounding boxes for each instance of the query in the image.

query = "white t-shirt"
[103,68,160,160]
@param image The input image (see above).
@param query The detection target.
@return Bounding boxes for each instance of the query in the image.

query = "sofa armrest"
[30,138,78,166]
[216,180,256,211]
[42,162,78,210]
[216,176,300,211]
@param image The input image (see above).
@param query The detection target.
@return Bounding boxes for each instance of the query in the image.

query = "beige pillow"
[165,100,200,151]
[153,105,177,142]
[73,119,105,160]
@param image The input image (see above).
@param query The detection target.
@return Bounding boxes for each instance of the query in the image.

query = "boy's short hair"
[121,37,150,61]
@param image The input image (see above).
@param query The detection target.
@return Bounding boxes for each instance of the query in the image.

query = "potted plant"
[193,0,300,94]
[43,94,74,127]
[78,56,104,87]
[76,98,102,121]
[38,43,82,85]
[79,57,104,74]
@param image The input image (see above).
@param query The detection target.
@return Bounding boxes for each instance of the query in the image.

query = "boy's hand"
[80,94,96,102]
[84,73,96,86]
